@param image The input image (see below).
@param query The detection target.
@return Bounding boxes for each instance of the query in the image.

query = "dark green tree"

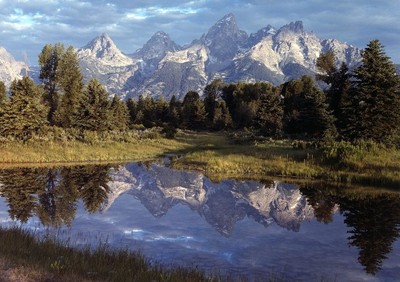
[346,40,400,143]
[204,79,224,127]
[254,86,283,136]
[316,52,352,136]
[54,46,84,128]
[38,43,65,125]
[0,77,48,140]
[0,81,6,106]
[74,79,110,131]
[282,76,336,139]
[126,98,138,127]
[181,91,207,129]
[212,100,232,130]
[109,95,130,131]
[167,95,181,128]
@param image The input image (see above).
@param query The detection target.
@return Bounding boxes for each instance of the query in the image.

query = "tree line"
[0,39,399,145]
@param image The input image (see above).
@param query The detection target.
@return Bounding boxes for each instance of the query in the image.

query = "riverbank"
[0,227,213,282]
[1,131,399,188]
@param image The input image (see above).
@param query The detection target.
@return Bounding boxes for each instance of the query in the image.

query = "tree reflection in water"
[0,164,399,275]
[301,185,400,275]
[0,164,111,227]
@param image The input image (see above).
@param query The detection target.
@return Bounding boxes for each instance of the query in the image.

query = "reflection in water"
[0,162,399,276]
[0,165,111,227]
[301,186,400,275]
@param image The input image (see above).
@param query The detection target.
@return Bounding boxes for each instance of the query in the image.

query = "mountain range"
[0,13,382,100]
[76,13,363,100]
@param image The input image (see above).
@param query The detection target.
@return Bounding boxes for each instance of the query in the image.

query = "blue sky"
[0,0,399,64]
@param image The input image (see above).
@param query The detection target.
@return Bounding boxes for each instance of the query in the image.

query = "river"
[0,162,399,281]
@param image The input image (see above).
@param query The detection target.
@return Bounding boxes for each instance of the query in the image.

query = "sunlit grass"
[172,132,400,188]
[1,130,399,188]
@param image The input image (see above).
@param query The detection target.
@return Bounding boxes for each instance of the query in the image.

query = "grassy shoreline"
[0,227,214,282]
[0,131,399,188]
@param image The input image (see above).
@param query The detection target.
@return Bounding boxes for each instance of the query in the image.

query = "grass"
[0,130,399,188]
[0,129,191,165]
[171,132,400,188]
[0,226,216,282]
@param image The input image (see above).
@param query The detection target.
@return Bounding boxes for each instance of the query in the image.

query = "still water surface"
[0,162,399,281]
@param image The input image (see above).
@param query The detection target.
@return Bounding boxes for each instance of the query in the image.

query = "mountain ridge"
[0,14,365,99]
[76,14,362,99]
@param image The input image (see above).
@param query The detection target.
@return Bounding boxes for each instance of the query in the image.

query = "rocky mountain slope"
[0,47,28,87]
[104,163,316,236]
[77,13,361,100]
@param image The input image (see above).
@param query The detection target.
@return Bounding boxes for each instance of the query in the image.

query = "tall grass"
[0,226,215,282]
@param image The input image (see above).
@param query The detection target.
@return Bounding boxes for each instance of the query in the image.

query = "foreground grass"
[0,227,214,282]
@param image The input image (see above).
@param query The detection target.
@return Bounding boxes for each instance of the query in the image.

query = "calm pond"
[0,162,399,281]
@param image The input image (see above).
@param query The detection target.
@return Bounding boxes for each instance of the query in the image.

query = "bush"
[161,125,177,139]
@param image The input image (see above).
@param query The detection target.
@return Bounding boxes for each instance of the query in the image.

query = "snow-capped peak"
[78,33,134,66]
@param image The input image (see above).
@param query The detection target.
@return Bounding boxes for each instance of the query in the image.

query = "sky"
[0,0,399,64]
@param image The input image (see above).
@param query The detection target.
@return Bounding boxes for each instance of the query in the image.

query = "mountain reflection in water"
[0,162,399,280]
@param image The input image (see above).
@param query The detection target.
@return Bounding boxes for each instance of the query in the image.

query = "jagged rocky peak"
[247,24,277,46]
[133,31,181,61]
[79,32,134,66]
[83,33,118,56]
[203,13,248,70]
[204,13,248,44]
[277,21,304,35]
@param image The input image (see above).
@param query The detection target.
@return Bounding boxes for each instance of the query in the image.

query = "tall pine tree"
[54,46,84,128]
[109,95,130,131]
[74,79,110,131]
[347,40,400,144]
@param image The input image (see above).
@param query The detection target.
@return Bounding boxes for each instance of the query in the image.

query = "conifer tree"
[0,81,6,106]
[347,40,400,143]
[204,79,224,127]
[255,90,283,136]
[54,46,84,128]
[212,100,232,130]
[126,98,138,126]
[282,76,336,139]
[0,77,48,140]
[74,79,110,131]
[316,52,352,136]
[109,95,129,131]
[181,91,206,129]
[167,95,181,128]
